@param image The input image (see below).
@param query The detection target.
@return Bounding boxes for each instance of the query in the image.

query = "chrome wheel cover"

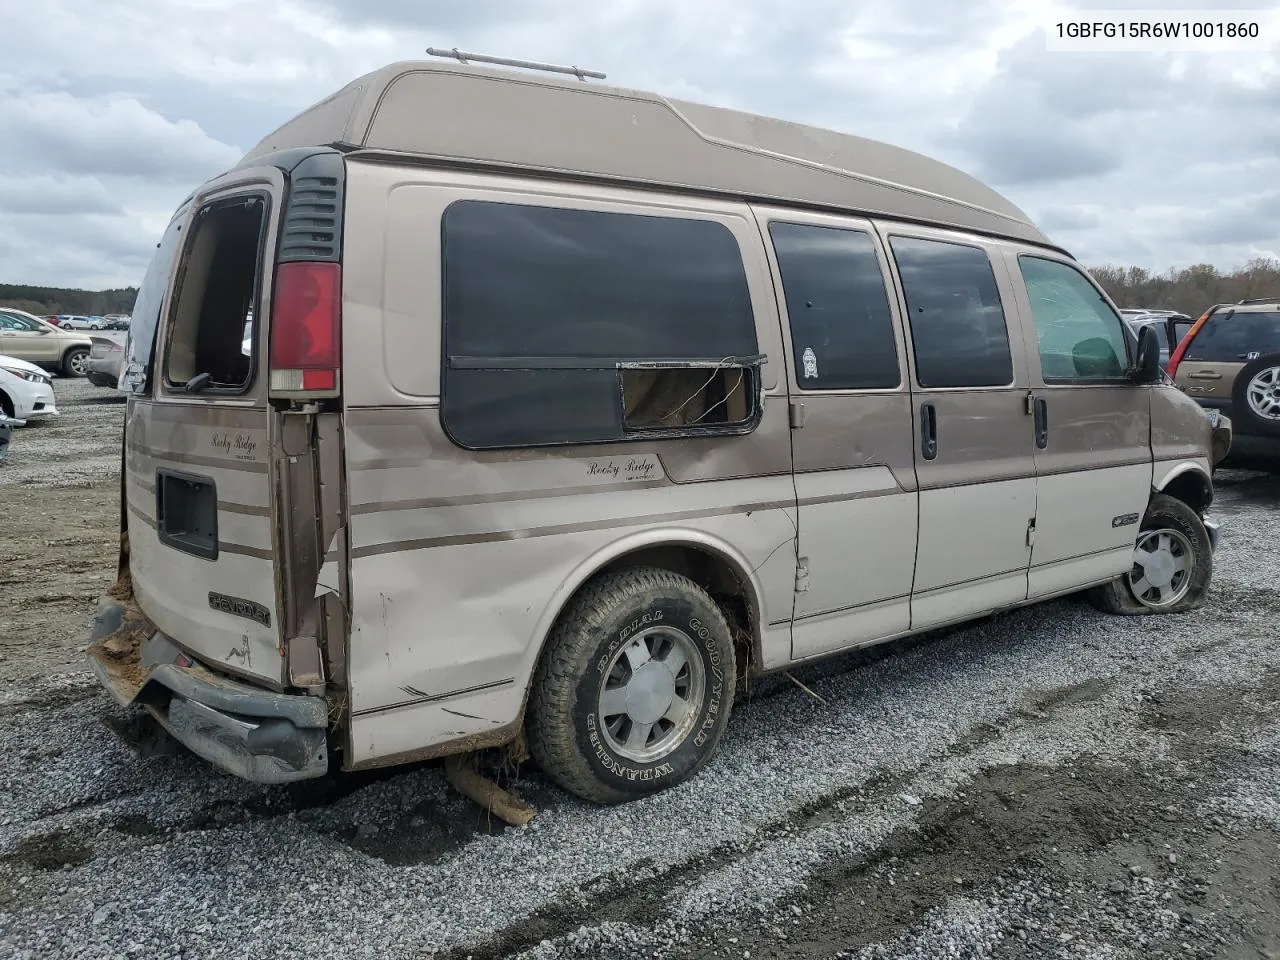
[1128,527,1194,608]
[597,625,704,763]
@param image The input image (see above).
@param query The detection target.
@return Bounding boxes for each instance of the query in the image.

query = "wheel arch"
[1153,462,1213,514]
[521,529,768,705]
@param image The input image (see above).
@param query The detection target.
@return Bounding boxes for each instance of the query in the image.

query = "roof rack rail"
[425,47,606,81]
[1237,296,1280,304]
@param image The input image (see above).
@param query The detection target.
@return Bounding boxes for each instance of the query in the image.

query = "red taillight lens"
[1166,310,1209,382]
[269,261,341,395]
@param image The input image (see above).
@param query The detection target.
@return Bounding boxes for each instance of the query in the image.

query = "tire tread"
[527,566,734,805]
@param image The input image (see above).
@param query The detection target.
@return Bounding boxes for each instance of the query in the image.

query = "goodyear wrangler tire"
[528,567,736,804]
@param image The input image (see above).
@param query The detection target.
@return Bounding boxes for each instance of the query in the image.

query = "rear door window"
[1185,311,1280,361]
[889,236,1013,388]
[768,222,900,390]
[441,200,762,449]
[165,196,267,394]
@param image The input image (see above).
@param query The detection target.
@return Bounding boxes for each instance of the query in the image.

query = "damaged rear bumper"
[87,600,329,784]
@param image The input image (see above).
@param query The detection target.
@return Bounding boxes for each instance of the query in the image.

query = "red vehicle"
[42,316,62,327]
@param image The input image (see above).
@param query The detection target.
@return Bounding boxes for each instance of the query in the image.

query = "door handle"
[1188,371,1222,380]
[920,401,938,461]
[1033,397,1048,449]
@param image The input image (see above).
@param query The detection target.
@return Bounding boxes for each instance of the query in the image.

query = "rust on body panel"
[787,393,916,491]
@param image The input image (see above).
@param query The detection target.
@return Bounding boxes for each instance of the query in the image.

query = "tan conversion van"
[88,57,1221,803]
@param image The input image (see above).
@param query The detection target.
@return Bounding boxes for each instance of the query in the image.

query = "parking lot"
[2,378,1280,960]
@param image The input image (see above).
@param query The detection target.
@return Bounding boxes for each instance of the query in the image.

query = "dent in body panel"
[123,398,282,686]
[344,501,796,719]
[1026,385,1152,576]
[128,521,283,686]
[788,394,917,491]
[1151,384,1214,465]
[341,403,796,745]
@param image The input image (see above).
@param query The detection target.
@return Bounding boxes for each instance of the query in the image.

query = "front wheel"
[528,567,737,804]
[1087,494,1212,616]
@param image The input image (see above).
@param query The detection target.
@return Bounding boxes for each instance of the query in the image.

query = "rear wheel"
[528,567,736,804]
[62,348,89,377]
[1088,494,1212,615]
[1233,353,1280,438]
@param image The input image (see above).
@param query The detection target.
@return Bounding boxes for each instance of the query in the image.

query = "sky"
[0,0,1277,290]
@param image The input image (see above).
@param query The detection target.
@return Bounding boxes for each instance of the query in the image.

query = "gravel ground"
[1,382,1279,960]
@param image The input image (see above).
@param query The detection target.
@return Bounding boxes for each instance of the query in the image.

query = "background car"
[0,353,59,422]
[86,335,125,388]
[1120,310,1195,371]
[1169,298,1280,463]
[58,315,104,330]
[0,309,93,376]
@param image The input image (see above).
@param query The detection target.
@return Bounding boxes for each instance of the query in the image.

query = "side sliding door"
[877,224,1038,630]
[752,207,919,661]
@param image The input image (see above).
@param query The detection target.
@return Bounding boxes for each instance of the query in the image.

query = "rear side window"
[890,236,1013,388]
[768,222,900,390]
[1018,256,1129,381]
[165,196,267,393]
[441,200,761,449]
[1185,311,1280,362]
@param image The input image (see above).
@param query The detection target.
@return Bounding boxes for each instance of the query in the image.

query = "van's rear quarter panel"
[342,406,797,765]
[125,399,283,685]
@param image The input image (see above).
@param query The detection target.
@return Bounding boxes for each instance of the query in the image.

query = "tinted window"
[768,222,900,390]
[1019,256,1129,380]
[1185,311,1280,362]
[442,201,760,449]
[890,237,1013,388]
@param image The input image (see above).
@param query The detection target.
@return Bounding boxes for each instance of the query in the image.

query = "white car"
[0,354,59,423]
[59,315,104,331]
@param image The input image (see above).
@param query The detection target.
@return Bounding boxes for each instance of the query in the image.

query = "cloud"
[0,91,240,184]
[0,0,1277,286]
[0,175,124,217]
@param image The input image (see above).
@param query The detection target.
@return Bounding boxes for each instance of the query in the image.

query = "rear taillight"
[269,261,341,398]
[1166,309,1209,381]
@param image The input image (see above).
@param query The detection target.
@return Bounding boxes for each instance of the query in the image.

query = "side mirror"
[1134,325,1162,384]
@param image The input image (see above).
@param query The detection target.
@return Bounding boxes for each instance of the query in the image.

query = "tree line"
[1088,258,1280,315]
[0,284,139,318]
[2,258,1278,322]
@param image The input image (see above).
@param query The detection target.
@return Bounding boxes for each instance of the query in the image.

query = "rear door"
[125,166,288,687]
